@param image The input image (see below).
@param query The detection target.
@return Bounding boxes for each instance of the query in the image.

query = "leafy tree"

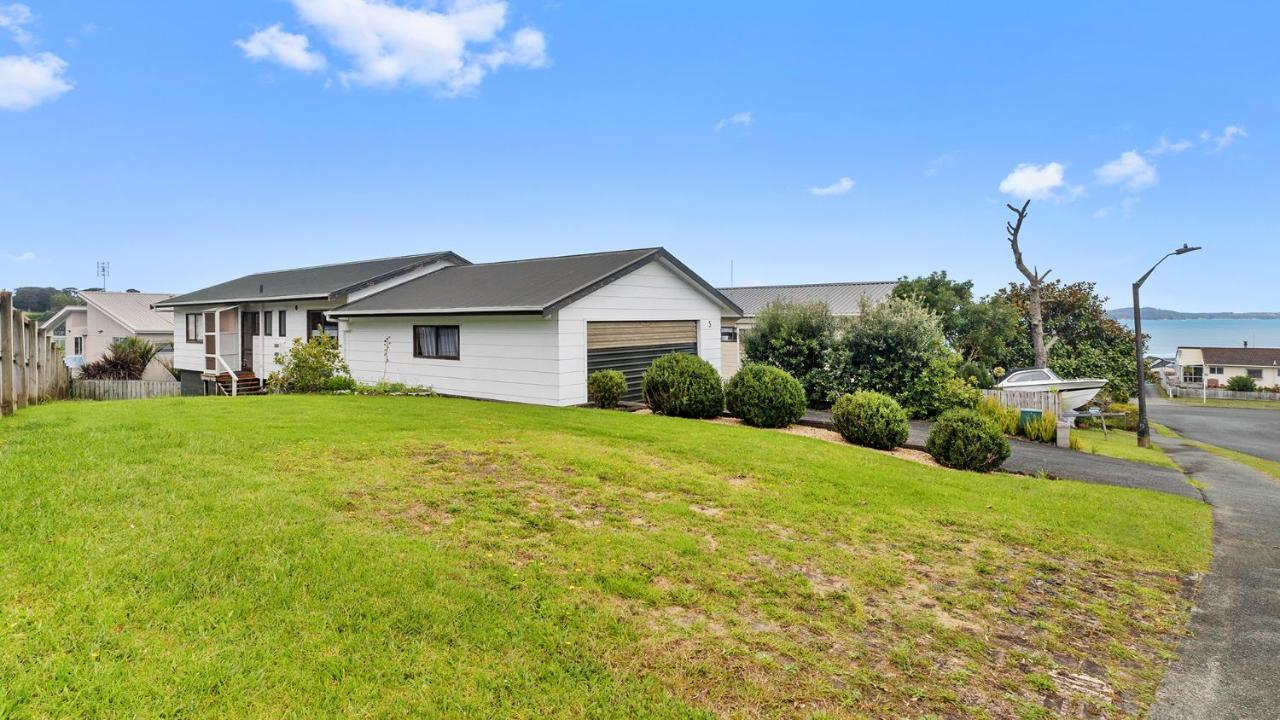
[828,296,961,418]
[892,271,973,338]
[13,287,59,313]
[268,332,351,393]
[951,298,1021,365]
[993,280,1137,401]
[741,300,839,405]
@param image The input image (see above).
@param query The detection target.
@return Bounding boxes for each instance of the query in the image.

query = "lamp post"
[1134,243,1202,447]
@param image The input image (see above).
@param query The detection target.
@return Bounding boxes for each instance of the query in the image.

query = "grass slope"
[1071,429,1179,469]
[0,396,1210,718]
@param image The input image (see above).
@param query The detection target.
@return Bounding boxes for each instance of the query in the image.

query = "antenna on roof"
[96,261,110,291]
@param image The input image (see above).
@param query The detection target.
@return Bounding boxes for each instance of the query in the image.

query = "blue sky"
[1,1,1276,311]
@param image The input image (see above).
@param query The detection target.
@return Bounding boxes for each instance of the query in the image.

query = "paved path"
[1150,436,1280,719]
[800,411,1199,499]
[1147,395,1280,463]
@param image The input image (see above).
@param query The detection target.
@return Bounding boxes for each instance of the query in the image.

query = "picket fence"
[980,388,1062,417]
[1168,385,1280,402]
[0,290,70,417]
[71,379,182,401]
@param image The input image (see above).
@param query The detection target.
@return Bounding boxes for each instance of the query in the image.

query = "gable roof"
[1193,346,1280,367]
[38,303,87,332]
[718,281,898,317]
[329,248,741,318]
[154,251,467,308]
[82,292,175,333]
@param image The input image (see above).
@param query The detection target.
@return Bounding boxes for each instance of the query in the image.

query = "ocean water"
[1117,318,1280,358]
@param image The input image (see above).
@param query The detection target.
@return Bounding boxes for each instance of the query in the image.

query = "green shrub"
[741,300,839,406]
[937,377,982,412]
[642,353,724,419]
[976,397,1020,436]
[1022,411,1058,443]
[926,409,1011,472]
[957,360,995,389]
[268,333,351,393]
[587,369,628,409]
[321,375,358,393]
[724,364,806,428]
[1226,375,1258,392]
[79,337,159,380]
[831,391,909,449]
[355,380,433,396]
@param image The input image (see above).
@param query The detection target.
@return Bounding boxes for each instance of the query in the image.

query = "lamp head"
[1175,244,1202,255]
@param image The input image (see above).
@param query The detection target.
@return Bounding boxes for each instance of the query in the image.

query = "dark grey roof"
[155,252,466,307]
[329,248,741,318]
[1198,347,1280,367]
[718,281,898,317]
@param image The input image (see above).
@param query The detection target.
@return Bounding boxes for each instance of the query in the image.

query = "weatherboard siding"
[556,260,725,403]
[342,315,565,405]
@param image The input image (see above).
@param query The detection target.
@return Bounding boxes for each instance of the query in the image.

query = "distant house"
[715,281,898,376]
[41,292,175,377]
[154,248,741,403]
[1175,346,1280,388]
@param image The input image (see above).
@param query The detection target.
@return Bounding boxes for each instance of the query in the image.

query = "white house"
[1176,345,1280,388]
[155,248,741,404]
[41,291,176,378]
[715,281,897,376]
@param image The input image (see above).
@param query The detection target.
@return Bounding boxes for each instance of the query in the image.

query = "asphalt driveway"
[1149,436,1280,719]
[1147,396,1280,462]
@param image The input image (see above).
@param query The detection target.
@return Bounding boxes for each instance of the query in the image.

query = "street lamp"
[1134,243,1202,447]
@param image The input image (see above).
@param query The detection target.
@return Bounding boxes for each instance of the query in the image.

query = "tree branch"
[1006,199,1037,285]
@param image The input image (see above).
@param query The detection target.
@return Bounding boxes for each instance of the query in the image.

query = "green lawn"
[1168,396,1280,411]
[1071,428,1180,469]
[0,396,1211,718]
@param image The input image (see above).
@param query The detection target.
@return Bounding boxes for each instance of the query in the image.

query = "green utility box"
[1018,408,1043,433]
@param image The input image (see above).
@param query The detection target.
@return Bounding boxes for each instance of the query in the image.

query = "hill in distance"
[1108,306,1280,321]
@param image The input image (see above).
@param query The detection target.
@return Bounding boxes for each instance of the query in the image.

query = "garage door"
[586,321,698,401]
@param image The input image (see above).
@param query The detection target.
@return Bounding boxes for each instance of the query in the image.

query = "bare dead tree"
[1006,199,1052,368]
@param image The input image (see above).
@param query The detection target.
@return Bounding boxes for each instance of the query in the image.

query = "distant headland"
[1108,307,1280,321]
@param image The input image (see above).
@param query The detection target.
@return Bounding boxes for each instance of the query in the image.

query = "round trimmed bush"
[642,352,724,419]
[925,408,1010,472]
[831,391,909,449]
[724,363,806,428]
[587,369,627,409]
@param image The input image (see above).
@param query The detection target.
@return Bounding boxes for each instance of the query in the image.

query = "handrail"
[212,354,239,397]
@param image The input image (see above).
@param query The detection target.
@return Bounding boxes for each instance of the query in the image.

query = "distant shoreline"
[1108,307,1280,321]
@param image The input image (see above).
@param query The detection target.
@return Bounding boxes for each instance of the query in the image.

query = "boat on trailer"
[996,368,1107,411]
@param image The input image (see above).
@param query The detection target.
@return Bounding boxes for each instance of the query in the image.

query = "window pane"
[278,310,286,336]
[263,311,273,336]
[438,326,459,357]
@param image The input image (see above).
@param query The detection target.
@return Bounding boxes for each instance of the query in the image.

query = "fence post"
[0,291,11,417]
[26,318,37,404]
[14,315,28,409]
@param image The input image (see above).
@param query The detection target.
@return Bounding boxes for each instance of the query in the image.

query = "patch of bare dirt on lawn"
[709,415,945,469]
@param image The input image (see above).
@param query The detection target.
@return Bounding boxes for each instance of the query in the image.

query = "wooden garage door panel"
[587,321,697,350]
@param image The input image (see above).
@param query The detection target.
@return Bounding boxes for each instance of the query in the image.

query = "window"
[263,310,273,336]
[307,310,338,339]
[185,313,201,343]
[720,326,738,342]
[73,336,83,355]
[413,325,460,360]
[1008,370,1050,383]
[1247,369,1263,379]
[154,342,174,353]
[1183,366,1203,383]
[278,310,286,336]
[1209,366,1224,375]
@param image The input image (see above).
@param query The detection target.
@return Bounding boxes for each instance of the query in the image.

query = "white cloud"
[1121,196,1140,215]
[998,162,1069,200]
[0,3,33,45]
[1200,125,1246,151]
[237,24,327,72]
[1092,208,1109,219]
[0,52,72,110]
[923,153,955,177]
[1095,150,1157,191]
[248,0,549,96]
[4,250,35,262]
[1147,136,1192,156]
[713,111,751,132]
[808,176,854,196]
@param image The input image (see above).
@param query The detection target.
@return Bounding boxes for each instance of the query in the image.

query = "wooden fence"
[0,289,70,417]
[1168,386,1280,402]
[980,388,1061,416]
[71,379,182,401]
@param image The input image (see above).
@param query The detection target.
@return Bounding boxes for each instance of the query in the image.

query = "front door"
[241,311,258,372]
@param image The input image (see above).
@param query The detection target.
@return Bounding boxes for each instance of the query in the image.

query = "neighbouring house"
[715,281,898,376]
[155,248,741,403]
[40,291,176,379]
[1175,345,1280,388]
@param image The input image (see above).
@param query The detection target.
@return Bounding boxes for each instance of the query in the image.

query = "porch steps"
[214,371,264,396]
